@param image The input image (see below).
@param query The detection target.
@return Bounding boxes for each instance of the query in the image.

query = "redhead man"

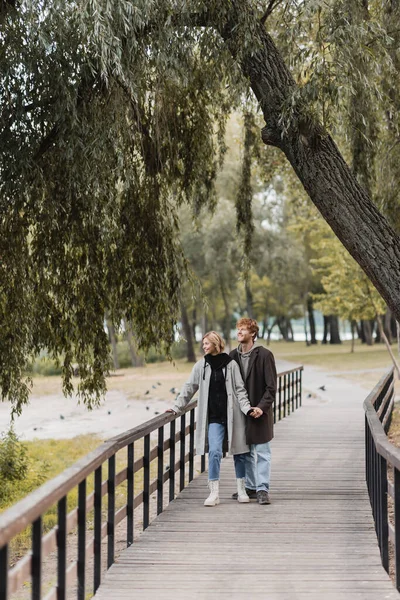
[230,318,277,505]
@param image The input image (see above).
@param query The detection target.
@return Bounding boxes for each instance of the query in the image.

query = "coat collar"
[233,345,259,382]
[244,345,259,382]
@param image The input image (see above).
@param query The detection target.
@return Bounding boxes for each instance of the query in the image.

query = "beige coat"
[173,358,251,455]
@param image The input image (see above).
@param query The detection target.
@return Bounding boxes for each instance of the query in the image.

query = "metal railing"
[0,365,303,600]
[364,367,400,589]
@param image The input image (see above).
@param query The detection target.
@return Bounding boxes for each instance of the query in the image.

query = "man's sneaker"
[231,488,257,500]
[257,490,271,505]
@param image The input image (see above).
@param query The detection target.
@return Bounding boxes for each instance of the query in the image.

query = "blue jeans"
[234,442,271,492]
[208,423,226,480]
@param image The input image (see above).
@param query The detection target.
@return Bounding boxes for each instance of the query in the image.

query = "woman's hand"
[249,407,263,419]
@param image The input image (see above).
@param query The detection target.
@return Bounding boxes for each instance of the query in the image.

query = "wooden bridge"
[1,365,400,599]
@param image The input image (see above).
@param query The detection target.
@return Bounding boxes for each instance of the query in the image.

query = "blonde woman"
[168,331,261,506]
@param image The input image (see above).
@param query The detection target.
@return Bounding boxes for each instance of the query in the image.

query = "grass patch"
[1,434,156,564]
[268,339,395,373]
[0,434,102,562]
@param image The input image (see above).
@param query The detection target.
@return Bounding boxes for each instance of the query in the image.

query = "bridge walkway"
[93,368,398,600]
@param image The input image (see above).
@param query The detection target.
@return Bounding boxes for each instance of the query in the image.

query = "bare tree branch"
[260,0,285,25]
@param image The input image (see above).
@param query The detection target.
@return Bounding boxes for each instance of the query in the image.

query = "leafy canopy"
[2,0,400,413]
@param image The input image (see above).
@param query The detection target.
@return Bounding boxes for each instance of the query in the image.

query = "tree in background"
[2,0,400,412]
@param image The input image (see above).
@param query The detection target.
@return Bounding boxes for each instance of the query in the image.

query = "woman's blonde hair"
[202,331,225,354]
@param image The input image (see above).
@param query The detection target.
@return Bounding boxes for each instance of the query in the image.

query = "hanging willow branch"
[235,111,257,256]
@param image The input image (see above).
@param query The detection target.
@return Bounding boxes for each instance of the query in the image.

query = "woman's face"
[202,337,218,355]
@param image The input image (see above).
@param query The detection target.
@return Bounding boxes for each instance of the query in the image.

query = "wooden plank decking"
[94,373,399,600]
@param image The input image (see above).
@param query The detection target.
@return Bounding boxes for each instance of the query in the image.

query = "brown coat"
[230,345,277,445]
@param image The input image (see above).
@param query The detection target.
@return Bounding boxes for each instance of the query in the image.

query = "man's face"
[237,327,253,345]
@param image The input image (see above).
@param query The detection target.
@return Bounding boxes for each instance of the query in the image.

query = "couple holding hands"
[168,318,277,506]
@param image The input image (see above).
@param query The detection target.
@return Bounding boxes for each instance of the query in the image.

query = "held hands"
[249,407,263,419]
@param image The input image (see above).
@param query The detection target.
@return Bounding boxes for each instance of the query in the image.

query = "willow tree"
[1,0,400,413]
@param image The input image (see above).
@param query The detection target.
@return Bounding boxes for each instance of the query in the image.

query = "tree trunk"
[266,318,278,345]
[192,308,197,344]
[219,279,231,347]
[180,302,196,363]
[350,321,356,353]
[261,317,268,339]
[218,7,400,323]
[303,309,309,346]
[358,320,366,343]
[329,316,342,345]
[277,316,289,341]
[322,315,330,344]
[361,320,373,346]
[307,295,317,344]
[106,315,119,370]
[287,318,294,342]
[124,319,143,367]
[245,280,254,319]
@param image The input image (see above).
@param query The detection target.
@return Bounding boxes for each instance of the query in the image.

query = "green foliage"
[0,427,28,484]
[0,0,245,412]
[1,0,398,412]
[0,427,49,512]
[312,237,387,322]
[290,208,387,322]
[117,339,187,367]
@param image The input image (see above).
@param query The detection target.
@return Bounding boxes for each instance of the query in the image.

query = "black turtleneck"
[204,353,232,424]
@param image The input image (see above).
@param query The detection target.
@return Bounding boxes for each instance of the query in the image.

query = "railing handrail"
[0,365,303,600]
[0,365,303,549]
[363,367,400,468]
[0,401,195,548]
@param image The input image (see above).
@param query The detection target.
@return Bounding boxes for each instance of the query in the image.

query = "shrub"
[0,427,28,483]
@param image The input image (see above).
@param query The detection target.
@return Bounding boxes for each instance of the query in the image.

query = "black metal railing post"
[157,427,164,515]
[394,467,400,591]
[291,371,297,412]
[299,369,302,406]
[283,374,287,418]
[107,455,115,569]
[127,444,134,546]
[0,544,8,600]
[278,376,282,421]
[189,409,195,482]
[77,479,86,600]
[57,496,67,600]
[31,517,42,600]
[94,466,102,592]
[365,417,369,497]
[378,455,389,572]
[169,419,176,501]
[143,434,150,530]
[201,454,206,473]
[180,414,186,491]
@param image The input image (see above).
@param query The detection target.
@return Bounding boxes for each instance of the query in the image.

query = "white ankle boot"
[204,480,220,506]
[236,478,250,503]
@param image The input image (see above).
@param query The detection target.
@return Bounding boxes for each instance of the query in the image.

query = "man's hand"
[249,407,263,418]
[165,408,177,414]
